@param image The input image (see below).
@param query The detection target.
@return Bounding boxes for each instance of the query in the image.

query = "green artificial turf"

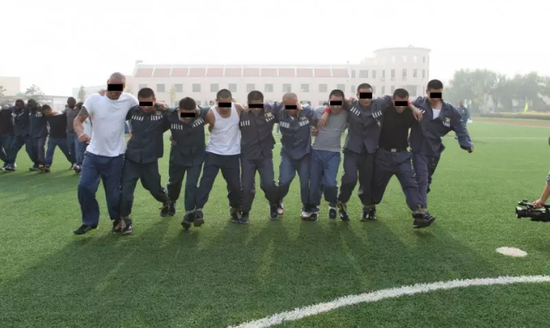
[1,122,550,328]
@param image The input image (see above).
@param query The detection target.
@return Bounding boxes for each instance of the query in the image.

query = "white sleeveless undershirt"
[206,104,241,155]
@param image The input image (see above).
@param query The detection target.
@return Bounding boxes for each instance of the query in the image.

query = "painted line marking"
[229,275,550,328]
[496,247,528,257]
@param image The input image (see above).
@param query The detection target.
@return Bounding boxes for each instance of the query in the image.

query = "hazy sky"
[1,0,548,95]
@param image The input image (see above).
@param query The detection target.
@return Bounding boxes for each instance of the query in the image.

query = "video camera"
[515,200,550,222]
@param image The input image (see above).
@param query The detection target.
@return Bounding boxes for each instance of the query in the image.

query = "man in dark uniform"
[164,97,209,230]
[371,88,434,228]
[275,92,319,221]
[64,97,79,170]
[0,104,14,171]
[117,87,171,235]
[8,99,33,171]
[28,99,48,172]
[239,91,282,223]
[42,105,73,172]
[410,79,473,211]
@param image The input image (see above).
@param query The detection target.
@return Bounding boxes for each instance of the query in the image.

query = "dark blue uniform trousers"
[167,162,203,212]
[277,151,310,206]
[0,135,14,165]
[241,156,278,212]
[9,135,35,165]
[31,136,47,166]
[75,141,88,166]
[66,131,77,165]
[195,152,241,210]
[412,152,441,208]
[338,149,375,206]
[78,152,124,226]
[309,149,341,207]
[45,137,73,167]
[120,159,170,218]
[372,149,422,211]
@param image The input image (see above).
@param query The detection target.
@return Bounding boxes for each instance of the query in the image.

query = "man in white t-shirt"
[72,72,139,235]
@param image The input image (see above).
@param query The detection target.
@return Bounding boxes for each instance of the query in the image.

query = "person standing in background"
[65,97,79,170]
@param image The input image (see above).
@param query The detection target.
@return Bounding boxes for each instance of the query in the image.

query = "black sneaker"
[3,164,15,172]
[119,218,133,235]
[302,212,318,222]
[43,166,51,173]
[240,211,250,224]
[168,202,176,216]
[160,200,172,217]
[75,165,82,174]
[112,219,122,234]
[181,212,194,230]
[29,166,40,172]
[277,201,284,216]
[413,213,435,229]
[230,208,241,223]
[337,202,350,221]
[73,224,98,235]
[361,207,377,221]
[269,204,279,220]
[194,210,204,227]
[328,206,337,220]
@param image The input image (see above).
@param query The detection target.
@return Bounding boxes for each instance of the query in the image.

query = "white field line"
[229,275,550,328]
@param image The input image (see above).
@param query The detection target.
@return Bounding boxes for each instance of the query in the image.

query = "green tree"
[78,86,86,103]
[24,84,45,102]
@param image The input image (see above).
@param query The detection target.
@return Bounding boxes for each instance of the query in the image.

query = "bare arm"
[205,109,215,130]
[234,103,245,115]
[74,106,90,138]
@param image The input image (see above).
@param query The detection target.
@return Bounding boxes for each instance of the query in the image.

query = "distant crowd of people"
[0,73,474,238]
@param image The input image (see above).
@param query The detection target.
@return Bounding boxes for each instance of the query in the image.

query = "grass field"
[2,121,550,327]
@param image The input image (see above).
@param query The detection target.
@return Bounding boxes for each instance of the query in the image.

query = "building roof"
[133,65,354,78]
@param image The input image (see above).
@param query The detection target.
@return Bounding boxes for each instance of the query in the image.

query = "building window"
[391,69,395,78]
[351,70,356,78]
[391,56,396,63]
[157,84,165,93]
[174,83,183,92]
[382,70,386,79]
[336,84,345,91]
[301,84,309,92]
[359,70,368,78]
[402,69,407,79]
[422,69,425,78]
[210,83,219,92]
[391,86,395,93]
[192,84,201,92]
[138,84,147,90]
[414,55,418,63]
[228,83,237,92]
[423,57,426,63]
[265,84,273,92]
[319,84,328,93]
[351,85,355,94]
[372,70,376,78]
[246,83,255,92]
[282,84,291,92]
[381,86,385,95]
[402,55,407,63]
[413,69,418,78]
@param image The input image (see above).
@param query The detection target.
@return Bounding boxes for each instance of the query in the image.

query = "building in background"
[71,85,107,100]
[127,47,431,106]
[0,76,22,96]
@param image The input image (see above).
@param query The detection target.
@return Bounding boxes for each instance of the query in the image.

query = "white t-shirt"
[432,109,441,118]
[83,93,138,157]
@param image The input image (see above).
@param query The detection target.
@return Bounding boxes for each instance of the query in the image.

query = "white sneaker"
[277,202,284,215]
[301,210,312,219]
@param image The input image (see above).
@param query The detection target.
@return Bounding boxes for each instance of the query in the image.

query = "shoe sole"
[194,219,204,227]
[413,217,435,229]
[181,221,192,230]
[73,228,98,235]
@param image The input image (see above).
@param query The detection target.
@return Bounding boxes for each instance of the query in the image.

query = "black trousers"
[195,152,241,209]
[167,162,203,212]
[31,137,47,166]
[120,159,169,218]
[241,156,278,212]
[338,149,375,206]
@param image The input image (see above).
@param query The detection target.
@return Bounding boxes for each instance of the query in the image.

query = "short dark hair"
[137,87,155,98]
[357,83,372,93]
[217,89,232,100]
[393,88,409,99]
[42,104,52,111]
[427,79,443,90]
[15,99,24,105]
[67,97,76,102]
[76,102,83,107]
[179,97,196,110]
[247,91,264,103]
[27,99,37,105]
[329,89,345,99]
